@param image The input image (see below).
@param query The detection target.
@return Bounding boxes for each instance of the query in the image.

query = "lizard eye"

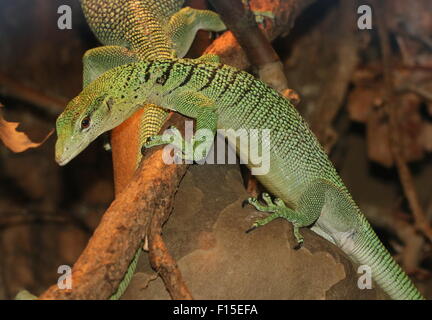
[81,116,91,130]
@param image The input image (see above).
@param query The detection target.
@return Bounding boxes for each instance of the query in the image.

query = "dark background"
[0,0,431,299]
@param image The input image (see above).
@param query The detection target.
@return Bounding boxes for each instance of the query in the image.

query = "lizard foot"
[244,193,304,247]
[142,126,209,162]
[244,192,282,213]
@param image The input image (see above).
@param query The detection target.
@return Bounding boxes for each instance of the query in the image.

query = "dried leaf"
[0,104,53,152]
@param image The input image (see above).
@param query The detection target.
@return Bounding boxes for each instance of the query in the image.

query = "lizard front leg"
[143,91,218,162]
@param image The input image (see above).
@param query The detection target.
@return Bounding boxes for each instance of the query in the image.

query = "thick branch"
[208,0,306,101]
[209,0,280,67]
[39,114,188,299]
[205,0,315,70]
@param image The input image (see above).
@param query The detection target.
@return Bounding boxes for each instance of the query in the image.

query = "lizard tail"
[109,248,142,300]
[351,218,424,300]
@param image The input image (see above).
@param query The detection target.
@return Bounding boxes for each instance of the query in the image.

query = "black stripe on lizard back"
[141,61,154,83]
[156,60,176,85]
[216,69,242,100]
[198,64,224,92]
[230,73,257,108]
[166,64,197,95]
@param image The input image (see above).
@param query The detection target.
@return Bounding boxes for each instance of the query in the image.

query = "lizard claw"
[293,240,303,250]
[141,136,153,155]
[245,224,258,234]
[242,199,251,208]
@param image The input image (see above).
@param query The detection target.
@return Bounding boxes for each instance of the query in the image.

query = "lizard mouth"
[56,156,71,166]
[55,140,89,166]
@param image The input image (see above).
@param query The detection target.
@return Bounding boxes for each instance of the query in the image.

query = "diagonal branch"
[205,0,315,70]
[208,0,309,102]
[148,204,194,299]
[39,114,188,299]
[374,0,432,242]
[309,0,360,151]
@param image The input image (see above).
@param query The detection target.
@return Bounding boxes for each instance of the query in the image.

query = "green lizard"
[55,57,424,300]
[81,0,225,180]
[78,0,225,299]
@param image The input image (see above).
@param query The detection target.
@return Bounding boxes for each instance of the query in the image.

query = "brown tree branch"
[0,74,66,117]
[208,0,305,102]
[39,114,188,299]
[374,1,432,242]
[205,0,315,70]
[309,0,360,151]
[148,205,194,300]
[208,0,280,70]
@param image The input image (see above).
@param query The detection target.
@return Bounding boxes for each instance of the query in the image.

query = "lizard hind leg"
[167,7,226,58]
[245,194,309,247]
[244,180,329,247]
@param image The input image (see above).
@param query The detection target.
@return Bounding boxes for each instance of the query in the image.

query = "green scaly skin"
[55,58,424,300]
[78,0,225,299]
[81,0,226,165]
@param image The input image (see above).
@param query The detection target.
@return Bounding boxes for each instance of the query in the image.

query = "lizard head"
[55,66,145,166]
[54,60,181,166]
[55,90,113,166]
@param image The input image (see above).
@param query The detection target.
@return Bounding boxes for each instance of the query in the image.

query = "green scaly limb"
[55,58,424,300]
